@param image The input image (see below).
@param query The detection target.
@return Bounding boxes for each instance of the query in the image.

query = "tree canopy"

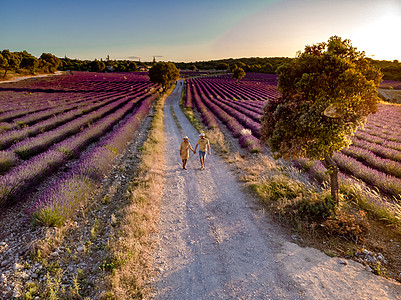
[0,50,21,77]
[89,59,106,72]
[39,53,62,73]
[0,50,63,77]
[148,61,179,89]
[216,62,228,70]
[260,36,382,204]
[232,67,245,82]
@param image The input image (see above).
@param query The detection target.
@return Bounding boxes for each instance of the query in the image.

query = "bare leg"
[182,159,187,169]
[200,158,205,169]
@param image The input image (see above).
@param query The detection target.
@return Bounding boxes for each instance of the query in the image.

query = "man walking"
[194,133,211,170]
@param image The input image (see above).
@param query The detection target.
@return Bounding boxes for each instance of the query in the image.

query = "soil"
[150,82,401,299]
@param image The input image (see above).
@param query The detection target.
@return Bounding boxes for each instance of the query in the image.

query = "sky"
[1,0,401,62]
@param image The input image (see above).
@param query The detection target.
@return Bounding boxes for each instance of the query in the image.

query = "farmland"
[186,73,401,201]
[0,70,399,298]
[0,72,160,225]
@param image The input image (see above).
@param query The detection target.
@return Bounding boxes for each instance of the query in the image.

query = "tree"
[232,67,245,82]
[237,61,247,70]
[126,61,137,72]
[190,65,197,71]
[20,52,39,75]
[262,62,273,73]
[39,53,62,73]
[0,53,5,73]
[260,36,382,205]
[148,61,179,90]
[89,59,106,72]
[1,50,21,77]
[216,62,228,71]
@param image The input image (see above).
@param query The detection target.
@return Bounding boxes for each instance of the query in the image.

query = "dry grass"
[29,223,76,260]
[103,85,171,299]
[229,152,401,282]
[205,128,228,153]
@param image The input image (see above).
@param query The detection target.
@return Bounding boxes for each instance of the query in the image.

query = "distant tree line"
[0,50,62,78]
[370,59,401,81]
[2,49,400,80]
[0,50,146,77]
[175,57,292,74]
[61,56,142,73]
[176,57,401,80]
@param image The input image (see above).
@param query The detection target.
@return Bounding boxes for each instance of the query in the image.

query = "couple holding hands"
[180,133,211,170]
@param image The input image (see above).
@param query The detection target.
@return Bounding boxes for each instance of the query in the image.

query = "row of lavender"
[0,73,160,223]
[187,76,265,152]
[0,75,156,174]
[186,75,401,198]
[31,91,159,226]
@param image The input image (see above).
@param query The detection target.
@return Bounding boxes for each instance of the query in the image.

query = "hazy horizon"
[2,0,401,62]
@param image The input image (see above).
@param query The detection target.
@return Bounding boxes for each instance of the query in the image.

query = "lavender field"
[0,72,160,225]
[186,74,401,199]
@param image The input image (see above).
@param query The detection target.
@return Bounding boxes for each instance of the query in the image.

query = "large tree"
[216,62,228,71]
[148,61,179,90]
[1,50,21,77]
[39,53,62,73]
[232,67,245,82]
[89,59,106,72]
[260,36,382,205]
[20,51,39,75]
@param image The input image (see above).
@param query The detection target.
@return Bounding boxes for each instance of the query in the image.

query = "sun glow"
[351,9,401,60]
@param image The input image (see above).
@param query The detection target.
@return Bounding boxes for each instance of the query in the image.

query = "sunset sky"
[1,0,401,62]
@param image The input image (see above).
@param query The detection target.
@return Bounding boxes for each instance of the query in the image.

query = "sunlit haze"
[1,0,400,62]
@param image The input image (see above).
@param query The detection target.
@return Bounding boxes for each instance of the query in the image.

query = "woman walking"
[180,136,194,170]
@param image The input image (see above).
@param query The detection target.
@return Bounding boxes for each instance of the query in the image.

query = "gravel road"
[151,81,401,299]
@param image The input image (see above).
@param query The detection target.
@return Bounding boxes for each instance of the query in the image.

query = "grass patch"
[235,152,401,281]
[170,105,183,133]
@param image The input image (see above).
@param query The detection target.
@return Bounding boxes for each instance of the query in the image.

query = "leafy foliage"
[0,50,21,77]
[232,67,245,82]
[175,57,292,73]
[148,61,179,89]
[261,36,382,161]
[216,62,228,70]
[371,59,401,81]
[0,50,62,77]
[39,53,62,73]
[260,36,382,205]
[89,59,106,72]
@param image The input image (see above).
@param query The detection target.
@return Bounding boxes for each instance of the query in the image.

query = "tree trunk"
[321,153,339,206]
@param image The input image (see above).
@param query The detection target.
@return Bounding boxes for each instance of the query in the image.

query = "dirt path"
[151,82,401,299]
[0,71,63,84]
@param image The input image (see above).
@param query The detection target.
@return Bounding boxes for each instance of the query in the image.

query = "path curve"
[151,81,401,299]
